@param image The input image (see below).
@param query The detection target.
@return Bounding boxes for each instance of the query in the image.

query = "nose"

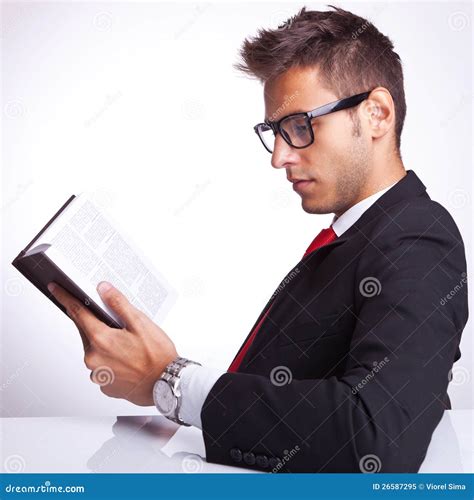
[271,134,297,169]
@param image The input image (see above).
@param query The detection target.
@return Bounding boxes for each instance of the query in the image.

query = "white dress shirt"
[163,182,396,429]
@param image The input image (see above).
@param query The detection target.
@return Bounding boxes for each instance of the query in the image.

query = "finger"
[96,281,146,331]
[48,282,106,340]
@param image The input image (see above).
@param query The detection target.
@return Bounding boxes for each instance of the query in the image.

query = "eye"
[294,124,307,137]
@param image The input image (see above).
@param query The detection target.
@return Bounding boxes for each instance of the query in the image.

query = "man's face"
[264,66,372,216]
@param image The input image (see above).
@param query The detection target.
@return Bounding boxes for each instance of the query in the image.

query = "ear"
[360,87,396,142]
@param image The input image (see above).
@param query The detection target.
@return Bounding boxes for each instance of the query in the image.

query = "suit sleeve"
[200,201,468,472]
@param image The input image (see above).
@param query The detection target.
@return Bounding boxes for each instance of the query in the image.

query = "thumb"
[97,281,144,330]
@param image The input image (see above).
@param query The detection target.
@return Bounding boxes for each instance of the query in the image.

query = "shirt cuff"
[178,363,226,429]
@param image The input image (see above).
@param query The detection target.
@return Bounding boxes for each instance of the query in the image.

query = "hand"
[47,281,178,406]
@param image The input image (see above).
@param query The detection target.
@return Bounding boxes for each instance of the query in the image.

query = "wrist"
[153,357,202,425]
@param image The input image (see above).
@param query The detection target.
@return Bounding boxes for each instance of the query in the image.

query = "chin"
[301,198,333,215]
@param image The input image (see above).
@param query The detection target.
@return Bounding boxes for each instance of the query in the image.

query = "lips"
[291,179,314,193]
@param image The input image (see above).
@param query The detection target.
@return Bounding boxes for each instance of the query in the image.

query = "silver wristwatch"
[153,356,201,426]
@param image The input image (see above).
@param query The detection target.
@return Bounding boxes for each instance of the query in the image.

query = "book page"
[34,193,176,326]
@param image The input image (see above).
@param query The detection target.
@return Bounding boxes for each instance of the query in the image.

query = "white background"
[1,0,472,416]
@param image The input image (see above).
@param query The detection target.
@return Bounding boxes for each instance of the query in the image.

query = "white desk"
[1,410,472,473]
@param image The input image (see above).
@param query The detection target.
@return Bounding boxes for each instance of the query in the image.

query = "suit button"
[230,448,242,463]
[243,452,256,465]
[269,457,282,470]
[256,454,269,468]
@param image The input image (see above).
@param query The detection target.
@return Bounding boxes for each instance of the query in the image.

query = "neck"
[335,158,406,218]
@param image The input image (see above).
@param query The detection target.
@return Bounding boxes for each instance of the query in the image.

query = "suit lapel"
[234,170,428,371]
[239,237,350,369]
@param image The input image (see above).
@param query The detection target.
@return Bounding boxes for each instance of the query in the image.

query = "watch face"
[154,380,177,417]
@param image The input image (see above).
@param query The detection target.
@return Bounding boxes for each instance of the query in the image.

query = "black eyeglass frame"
[254,91,372,153]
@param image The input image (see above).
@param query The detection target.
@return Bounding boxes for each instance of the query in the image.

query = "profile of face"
[263,66,393,216]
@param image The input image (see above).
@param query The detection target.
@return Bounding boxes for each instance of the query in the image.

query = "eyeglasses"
[254,91,371,153]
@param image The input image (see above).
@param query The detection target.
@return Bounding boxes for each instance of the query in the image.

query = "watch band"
[157,356,201,426]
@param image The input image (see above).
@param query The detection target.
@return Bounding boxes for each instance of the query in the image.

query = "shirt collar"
[332,182,397,237]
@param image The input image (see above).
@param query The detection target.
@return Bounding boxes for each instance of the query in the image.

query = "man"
[47,6,468,472]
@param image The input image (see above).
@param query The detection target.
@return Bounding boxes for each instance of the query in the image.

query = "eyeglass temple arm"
[307,91,371,119]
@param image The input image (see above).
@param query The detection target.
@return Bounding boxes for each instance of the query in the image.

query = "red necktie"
[228,226,337,373]
[303,226,337,258]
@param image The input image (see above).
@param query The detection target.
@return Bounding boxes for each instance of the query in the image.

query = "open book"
[11,193,176,329]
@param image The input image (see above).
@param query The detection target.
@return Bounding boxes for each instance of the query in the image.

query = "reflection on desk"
[1,410,472,473]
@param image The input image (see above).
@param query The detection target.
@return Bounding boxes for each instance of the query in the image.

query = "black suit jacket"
[200,170,468,472]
